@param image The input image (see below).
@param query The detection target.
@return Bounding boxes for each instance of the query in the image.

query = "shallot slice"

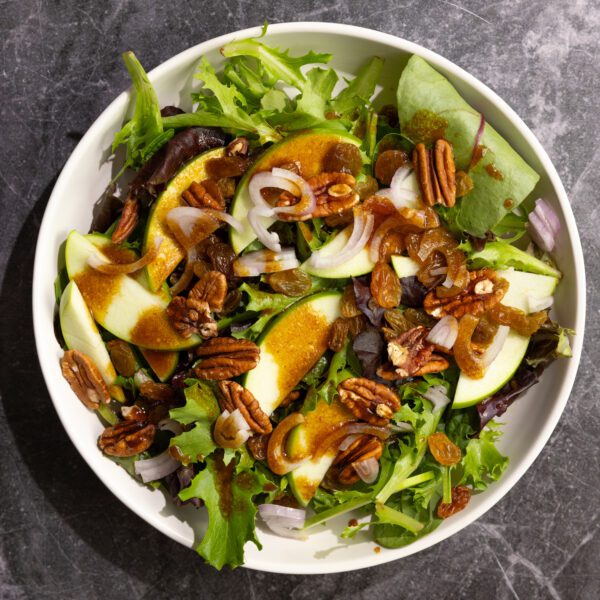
[389,167,420,209]
[422,385,451,413]
[271,168,317,217]
[134,449,180,483]
[233,248,299,277]
[528,198,560,252]
[426,315,459,350]
[482,325,510,367]
[166,206,221,250]
[248,206,281,252]
[213,409,251,449]
[258,504,307,540]
[353,457,380,484]
[169,246,198,296]
[88,237,162,275]
[308,208,374,269]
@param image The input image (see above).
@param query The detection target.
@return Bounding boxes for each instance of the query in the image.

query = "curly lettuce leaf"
[397,55,539,237]
[179,451,264,569]
[331,56,384,117]
[459,421,509,490]
[221,26,332,92]
[112,52,173,172]
[169,381,220,464]
[192,57,280,144]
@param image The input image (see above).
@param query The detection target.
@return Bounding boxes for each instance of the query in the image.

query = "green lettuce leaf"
[460,240,561,278]
[112,52,173,173]
[179,451,264,569]
[460,421,509,490]
[331,56,384,117]
[397,55,539,237]
[526,320,574,368]
[221,26,332,92]
[169,381,220,464]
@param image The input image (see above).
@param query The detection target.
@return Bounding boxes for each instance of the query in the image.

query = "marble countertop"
[1,1,599,598]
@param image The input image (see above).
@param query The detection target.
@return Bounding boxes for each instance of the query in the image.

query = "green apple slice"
[140,348,179,382]
[243,290,342,416]
[453,268,559,408]
[286,399,355,506]
[230,129,361,254]
[65,231,200,350]
[59,280,124,401]
[391,255,420,278]
[300,225,375,278]
[143,146,226,292]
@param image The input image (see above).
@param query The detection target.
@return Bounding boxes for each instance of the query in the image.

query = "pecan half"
[194,337,260,380]
[424,268,508,319]
[337,378,401,426]
[218,380,272,434]
[98,420,156,457]
[310,172,360,219]
[61,350,110,409]
[111,197,140,244]
[332,435,383,485]
[377,326,449,380]
[413,139,456,207]
[181,180,225,210]
[166,296,217,339]
[189,270,227,312]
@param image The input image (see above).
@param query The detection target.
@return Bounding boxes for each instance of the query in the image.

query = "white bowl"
[32,22,586,574]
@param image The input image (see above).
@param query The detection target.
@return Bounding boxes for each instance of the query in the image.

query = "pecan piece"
[166,296,217,339]
[189,270,227,312]
[111,197,140,244]
[181,180,225,210]
[424,268,508,319]
[226,137,250,157]
[332,435,383,485]
[61,350,110,409]
[98,420,156,457]
[413,139,456,208]
[337,378,401,426]
[378,326,449,380]
[194,337,260,380]
[218,380,272,434]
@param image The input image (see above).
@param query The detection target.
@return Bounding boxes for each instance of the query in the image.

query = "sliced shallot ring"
[202,208,244,233]
[481,325,509,367]
[271,168,317,217]
[88,238,162,275]
[390,167,420,209]
[169,246,198,296]
[248,206,281,252]
[313,423,390,460]
[426,315,459,350]
[233,248,299,277]
[267,413,308,475]
[134,449,180,483]
[166,206,221,250]
[213,409,251,449]
[248,171,300,213]
[308,208,374,269]
[353,457,380,484]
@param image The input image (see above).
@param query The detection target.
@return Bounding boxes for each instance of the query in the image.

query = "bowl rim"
[32,21,586,574]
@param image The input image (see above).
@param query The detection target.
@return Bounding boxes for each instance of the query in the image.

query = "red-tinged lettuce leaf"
[399,276,429,308]
[352,276,384,327]
[179,451,264,569]
[352,326,385,379]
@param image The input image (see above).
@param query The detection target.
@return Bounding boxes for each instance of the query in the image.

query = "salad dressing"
[130,306,188,348]
[73,269,121,321]
[403,109,448,145]
[263,303,330,403]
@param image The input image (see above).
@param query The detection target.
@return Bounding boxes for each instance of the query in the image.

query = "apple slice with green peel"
[59,280,124,401]
[229,129,361,254]
[287,399,356,506]
[140,348,179,382]
[243,290,342,416]
[143,146,225,292]
[391,255,420,278]
[453,268,559,408]
[65,231,201,351]
[300,225,375,278]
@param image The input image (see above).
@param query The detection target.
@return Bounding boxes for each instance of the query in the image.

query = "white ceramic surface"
[32,23,586,574]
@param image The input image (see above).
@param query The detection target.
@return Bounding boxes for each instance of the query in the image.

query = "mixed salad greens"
[55,25,573,569]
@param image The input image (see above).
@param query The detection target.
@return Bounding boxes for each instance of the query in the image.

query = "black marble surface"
[1,1,599,598]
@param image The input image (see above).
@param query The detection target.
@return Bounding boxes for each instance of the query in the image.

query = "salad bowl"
[32,22,585,574]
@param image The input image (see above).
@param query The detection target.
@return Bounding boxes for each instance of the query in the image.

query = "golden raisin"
[370,262,402,309]
[427,432,462,466]
[266,269,312,297]
[374,150,409,185]
[341,284,361,318]
[329,317,350,352]
[437,485,471,519]
[323,142,362,176]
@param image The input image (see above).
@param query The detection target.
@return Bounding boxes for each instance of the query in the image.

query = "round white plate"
[32,23,586,574]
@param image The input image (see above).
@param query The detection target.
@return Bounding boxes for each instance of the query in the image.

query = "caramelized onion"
[313,423,391,460]
[454,314,486,379]
[267,413,307,475]
[488,303,548,336]
[88,238,162,275]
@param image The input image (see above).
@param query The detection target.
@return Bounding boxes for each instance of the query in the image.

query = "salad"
[55,26,573,569]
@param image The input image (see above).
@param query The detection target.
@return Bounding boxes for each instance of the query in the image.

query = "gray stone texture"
[1,1,599,598]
